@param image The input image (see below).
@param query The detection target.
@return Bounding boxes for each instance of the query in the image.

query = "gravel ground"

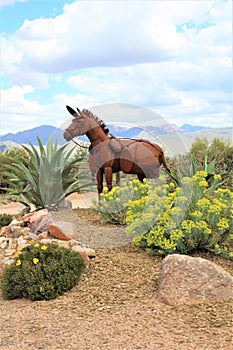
[0,208,232,350]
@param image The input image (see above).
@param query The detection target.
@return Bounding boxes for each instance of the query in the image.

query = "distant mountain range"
[0,123,232,154]
[0,123,206,144]
[0,125,65,147]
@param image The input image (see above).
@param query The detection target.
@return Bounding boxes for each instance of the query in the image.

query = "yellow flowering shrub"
[1,243,85,301]
[91,179,149,224]
[126,171,233,258]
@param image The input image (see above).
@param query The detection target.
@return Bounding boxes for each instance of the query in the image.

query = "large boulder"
[158,254,233,306]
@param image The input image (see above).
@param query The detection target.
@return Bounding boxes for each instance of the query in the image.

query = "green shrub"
[0,243,85,301]
[126,171,233,259]
[91,179,149,224]
[0,213,13,228]
[190,137,233,190]
[0,147,29,192]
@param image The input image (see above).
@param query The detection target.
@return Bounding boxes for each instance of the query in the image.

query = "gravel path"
[0,207,232,350]
[52,208,133,248]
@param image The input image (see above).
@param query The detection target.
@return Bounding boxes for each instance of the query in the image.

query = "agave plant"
[2,137,87,210]
[168,152,224,192]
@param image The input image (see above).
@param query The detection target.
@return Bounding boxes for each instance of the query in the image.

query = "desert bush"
[0,243,85,301]
[2,137,86,210]
[0,213,13,228]
[126,171,233,259]
[91,179,149,224]
[190,137,233,190]
[0,147,29,192]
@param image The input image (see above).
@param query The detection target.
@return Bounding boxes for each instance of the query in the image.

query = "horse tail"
[159,150,171,173]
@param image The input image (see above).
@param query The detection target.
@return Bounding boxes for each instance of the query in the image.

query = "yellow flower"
[193,171,207,182]
[197,198,210,209]
[34,243,40,248]
[198,180,208,187]
[41,245,48,251]
[13,247,22,258]
[16,259,21,266]
[33,258,39,264]
[216,218,229,230]
[229,252,233,258]
[191,210,203,218]
[13,251,19,258]
[214,174,221,180]
[181,220,195,233]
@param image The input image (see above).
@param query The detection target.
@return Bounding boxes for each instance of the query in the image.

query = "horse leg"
[116,172,121,186]
[137,173,145,182]
[96,168,104,197]
[104,167,113,192]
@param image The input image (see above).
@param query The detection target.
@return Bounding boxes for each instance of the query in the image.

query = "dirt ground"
[0,207,233,350]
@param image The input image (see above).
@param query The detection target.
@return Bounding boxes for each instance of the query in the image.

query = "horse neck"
[86,125,108,147]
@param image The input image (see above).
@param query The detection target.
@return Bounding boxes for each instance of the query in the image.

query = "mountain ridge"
[0,123,210,145]
[1,124,232,155]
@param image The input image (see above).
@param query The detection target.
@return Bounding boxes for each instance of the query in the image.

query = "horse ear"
[76,107,85,118]
[66,105,77,116]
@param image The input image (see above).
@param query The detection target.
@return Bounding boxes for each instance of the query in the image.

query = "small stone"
[68,239,82,248]
[9,219,24,227]
[23,209,48,227]
[39,238,70,249]
[17,235,28,249]
[0,238,8,249]
[8,238,17,250]
[4,249,17,257]
[72,245,96,258]
[48,221,76,241]
[79,251,90,268]
[37,231,49,241]
[0,226,13,237]
[11,226,27,238]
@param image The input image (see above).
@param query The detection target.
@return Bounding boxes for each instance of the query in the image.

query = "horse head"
[64,105,110,142]
[64,105,91,141]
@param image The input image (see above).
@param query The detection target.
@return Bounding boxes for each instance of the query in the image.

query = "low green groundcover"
[1,242,85,301]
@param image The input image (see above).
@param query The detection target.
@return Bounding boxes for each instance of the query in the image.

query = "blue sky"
[0,0,232,135]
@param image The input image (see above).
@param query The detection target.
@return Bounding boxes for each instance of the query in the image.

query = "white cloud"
[0,86,64,134]
[1,0,232,133]
[0,0,26,8]
[4,0,231,77]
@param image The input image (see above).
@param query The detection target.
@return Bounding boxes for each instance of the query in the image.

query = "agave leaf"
[189,153,197,175]
[165,168,180,186]
[203,154,208,172]
[22,143,41,170]
[37,137,46,157]
[206,159,215,175]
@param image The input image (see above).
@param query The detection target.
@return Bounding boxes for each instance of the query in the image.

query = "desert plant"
[0,243,85,301]
[169,151,226,191]
[126,171,233,259]
[0,213,13,228]
[91,179,149,224]
[190,137,233,189]
[2,137,86,210]
[0,147,29,192]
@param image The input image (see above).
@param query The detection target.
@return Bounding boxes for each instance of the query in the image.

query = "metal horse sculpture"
[64,105,171,195]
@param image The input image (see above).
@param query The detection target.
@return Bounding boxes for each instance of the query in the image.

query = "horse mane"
[81,108,110,135]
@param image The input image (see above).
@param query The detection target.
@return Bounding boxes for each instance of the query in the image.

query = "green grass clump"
[1,243,85,301]
[0,213,13,228]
